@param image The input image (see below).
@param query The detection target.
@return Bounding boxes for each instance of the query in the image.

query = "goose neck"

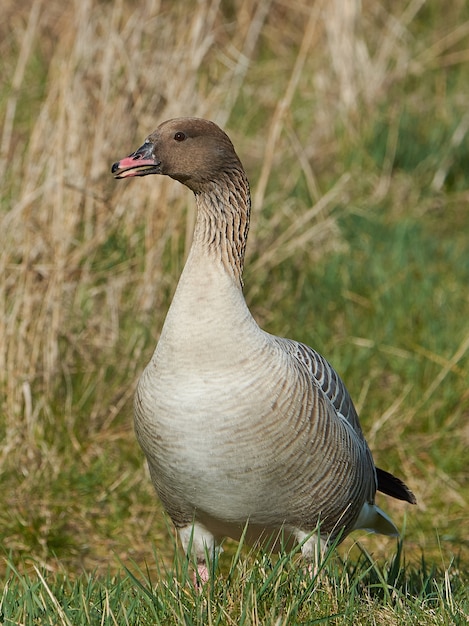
[191,169,251,286]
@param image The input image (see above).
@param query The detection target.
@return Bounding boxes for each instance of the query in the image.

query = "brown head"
[111,117,244,193]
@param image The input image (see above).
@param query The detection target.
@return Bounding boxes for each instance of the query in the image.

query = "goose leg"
[179,523,216,589]
[193,561,210,589]
[295,528,328,577]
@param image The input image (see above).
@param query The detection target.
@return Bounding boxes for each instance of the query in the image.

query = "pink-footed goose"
[111,118,416,584]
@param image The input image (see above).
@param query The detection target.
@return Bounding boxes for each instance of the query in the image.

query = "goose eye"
[174,132,186,142]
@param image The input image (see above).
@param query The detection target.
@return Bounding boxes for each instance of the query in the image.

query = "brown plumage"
[112,118,416,584]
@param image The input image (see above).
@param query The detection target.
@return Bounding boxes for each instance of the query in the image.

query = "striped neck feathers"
[192,166,251,287]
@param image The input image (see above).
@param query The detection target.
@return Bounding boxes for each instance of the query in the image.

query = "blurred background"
[1,0,468,578]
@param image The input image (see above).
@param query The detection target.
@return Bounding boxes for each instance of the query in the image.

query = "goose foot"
[192,562,210,590]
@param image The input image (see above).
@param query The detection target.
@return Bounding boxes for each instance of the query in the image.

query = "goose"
[111,117,416,584]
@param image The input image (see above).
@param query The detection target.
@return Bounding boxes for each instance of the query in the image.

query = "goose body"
[112,118,415,580]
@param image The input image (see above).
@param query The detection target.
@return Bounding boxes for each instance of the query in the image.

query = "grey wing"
[277,337,417,505]
[274,335,377,504]
[276,337,365,439]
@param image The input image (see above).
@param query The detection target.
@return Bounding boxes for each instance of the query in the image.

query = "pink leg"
[306,561,319,578]
[178,524,215,590]
[192,561,210,589]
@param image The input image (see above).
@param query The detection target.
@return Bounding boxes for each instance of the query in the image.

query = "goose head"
[111,117,243,193]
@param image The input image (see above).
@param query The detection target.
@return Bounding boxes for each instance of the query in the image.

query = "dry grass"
[1,0,468,588]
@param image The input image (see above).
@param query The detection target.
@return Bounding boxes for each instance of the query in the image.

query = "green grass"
[1,540,468,625]
[1,0,469,623]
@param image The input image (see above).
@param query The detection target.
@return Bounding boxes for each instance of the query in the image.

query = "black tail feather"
[376,467,417,504]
